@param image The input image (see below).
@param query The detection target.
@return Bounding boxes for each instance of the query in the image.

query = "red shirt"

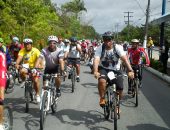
[128,47,150,65]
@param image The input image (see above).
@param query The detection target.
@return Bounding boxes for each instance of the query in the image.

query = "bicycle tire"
[135,79,139,107]
[3,106,13,130]
[113,94,118,130]
[25,84,30,113]
[51,90,57,113]
[40,91,48,130]
[5,74,15,94]
[71,68,76,93]
[104,90,110,120]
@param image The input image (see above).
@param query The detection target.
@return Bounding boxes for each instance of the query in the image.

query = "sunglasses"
[49,42,57,44]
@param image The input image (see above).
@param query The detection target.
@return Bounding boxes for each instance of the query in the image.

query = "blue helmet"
[70,37,77,42]
[102,31,113,40]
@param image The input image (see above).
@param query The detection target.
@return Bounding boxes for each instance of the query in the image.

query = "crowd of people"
[0,32,151,130]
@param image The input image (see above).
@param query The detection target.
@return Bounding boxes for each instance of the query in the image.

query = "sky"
[52,0,170,34]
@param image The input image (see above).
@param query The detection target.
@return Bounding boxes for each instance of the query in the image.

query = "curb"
[144,67,170,84]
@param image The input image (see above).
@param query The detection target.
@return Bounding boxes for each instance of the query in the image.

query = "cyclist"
[15,38,41,102]
[35,35,65,97]
[0,39,7,130]
[93,31,134,107]
[67,37,82,82]
[80,39,88,62]
[8,36,24,61]
[0,38,12,68]
[127,39,150,93]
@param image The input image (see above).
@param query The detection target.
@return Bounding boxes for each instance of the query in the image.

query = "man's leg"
[98,78,107,107]
[34,77,40,102]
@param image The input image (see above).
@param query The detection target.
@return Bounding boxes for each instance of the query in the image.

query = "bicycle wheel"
[112,93,118,130]
[71,68,76,93]
[5,74,15,94]
[51,89,57,113]
[40,91,48,130]
[104,90,110,120]
[135,79,139,107]
[3,106,13,130]
[25,84,30,113]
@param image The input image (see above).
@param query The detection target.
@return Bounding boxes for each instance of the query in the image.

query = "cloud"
[52,0,164,34]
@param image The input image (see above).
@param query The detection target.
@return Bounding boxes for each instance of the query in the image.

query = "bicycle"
[103,71,124,130]
[67,65,76,93]
[40,73,59,130]
[128,65,141,107]
[2,105,13,130]
[20,64,37,113]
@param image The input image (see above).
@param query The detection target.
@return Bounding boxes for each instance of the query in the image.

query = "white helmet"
[13,37,19,42]
[131,39,139,43]
[23,38,33,44]
[47,35,58,43]
[64,39,70,43]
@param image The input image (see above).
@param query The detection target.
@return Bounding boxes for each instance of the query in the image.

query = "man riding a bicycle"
[67,37,82,82]
[127,39,150,93]
[35,35,65,97]
[15,38,41,102]
[93,31,134,107]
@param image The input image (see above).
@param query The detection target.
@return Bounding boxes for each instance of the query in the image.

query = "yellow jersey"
[18,47,40,68]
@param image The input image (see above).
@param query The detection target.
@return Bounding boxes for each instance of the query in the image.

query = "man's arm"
[120,55,133,72]
[15,55,23,69]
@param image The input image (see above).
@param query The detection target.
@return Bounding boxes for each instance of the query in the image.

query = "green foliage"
[150,58,164,73]
[0,0,98,49]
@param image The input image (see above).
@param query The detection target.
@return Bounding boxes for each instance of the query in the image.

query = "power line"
[133,0,145,15]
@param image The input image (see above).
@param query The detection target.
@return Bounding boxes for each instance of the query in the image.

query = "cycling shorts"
[98,68,124,90]
[67,58,80,65]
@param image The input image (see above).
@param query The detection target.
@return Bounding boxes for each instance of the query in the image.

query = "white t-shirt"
[95,44,126,70]
[68,44,81,58]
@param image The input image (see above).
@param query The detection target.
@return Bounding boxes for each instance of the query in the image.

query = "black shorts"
[98,68,124,90]
[67,58,80,65]
[43,66,59,81]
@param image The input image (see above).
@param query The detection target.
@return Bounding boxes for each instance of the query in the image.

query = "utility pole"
[124,12,133,42]
[115,23,119,41]
[143,0,150,48]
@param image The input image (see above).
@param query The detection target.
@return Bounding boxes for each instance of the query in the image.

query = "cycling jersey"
[40,47,64,70]
[8,43,24,60]
[0,51,7,87]
[128,47,150,65]
[0,45,12,66]
[95,44,125,70]
[68,44,81,58]
[18,47,40,68]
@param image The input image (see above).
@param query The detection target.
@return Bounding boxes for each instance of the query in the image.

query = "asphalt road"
[5,64,170,130]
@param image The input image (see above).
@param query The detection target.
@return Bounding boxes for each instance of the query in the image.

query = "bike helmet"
[12,37,19,42]
[70,37,77,42]
[47,35,58,43]
[102,31,113,40]
[23,38,33,44]
[131,39,139,43]
[64,39,70,43]
[0,38,4,43]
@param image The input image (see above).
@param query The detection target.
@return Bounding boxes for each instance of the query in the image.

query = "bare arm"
[59,58,64,72]
[120,55,133,72]
[93,57,100,73]
[35,57,44,69]
[15,55,23,69]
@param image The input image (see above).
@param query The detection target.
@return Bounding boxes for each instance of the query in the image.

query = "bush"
[150,58,164,73]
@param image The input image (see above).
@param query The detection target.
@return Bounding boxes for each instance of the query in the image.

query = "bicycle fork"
[40,89,51,111]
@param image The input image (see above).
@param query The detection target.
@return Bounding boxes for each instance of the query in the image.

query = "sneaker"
[76,77,80,82]
[56,88,61,97]
[99,98,106,107]
[139,82,142,88]
[0,124,5,130]
[36,95,40,103]
[128,89,132,94]
[68,73,71,79]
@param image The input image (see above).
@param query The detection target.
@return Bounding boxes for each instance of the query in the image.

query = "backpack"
[100,44,119,60]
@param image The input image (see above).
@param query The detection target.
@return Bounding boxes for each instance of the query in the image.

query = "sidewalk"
[146,49,170,84]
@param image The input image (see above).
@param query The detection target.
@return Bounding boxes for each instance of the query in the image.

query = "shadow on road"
[81,83,97,88]
[54,109,111,130]
[127,124,170,130]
